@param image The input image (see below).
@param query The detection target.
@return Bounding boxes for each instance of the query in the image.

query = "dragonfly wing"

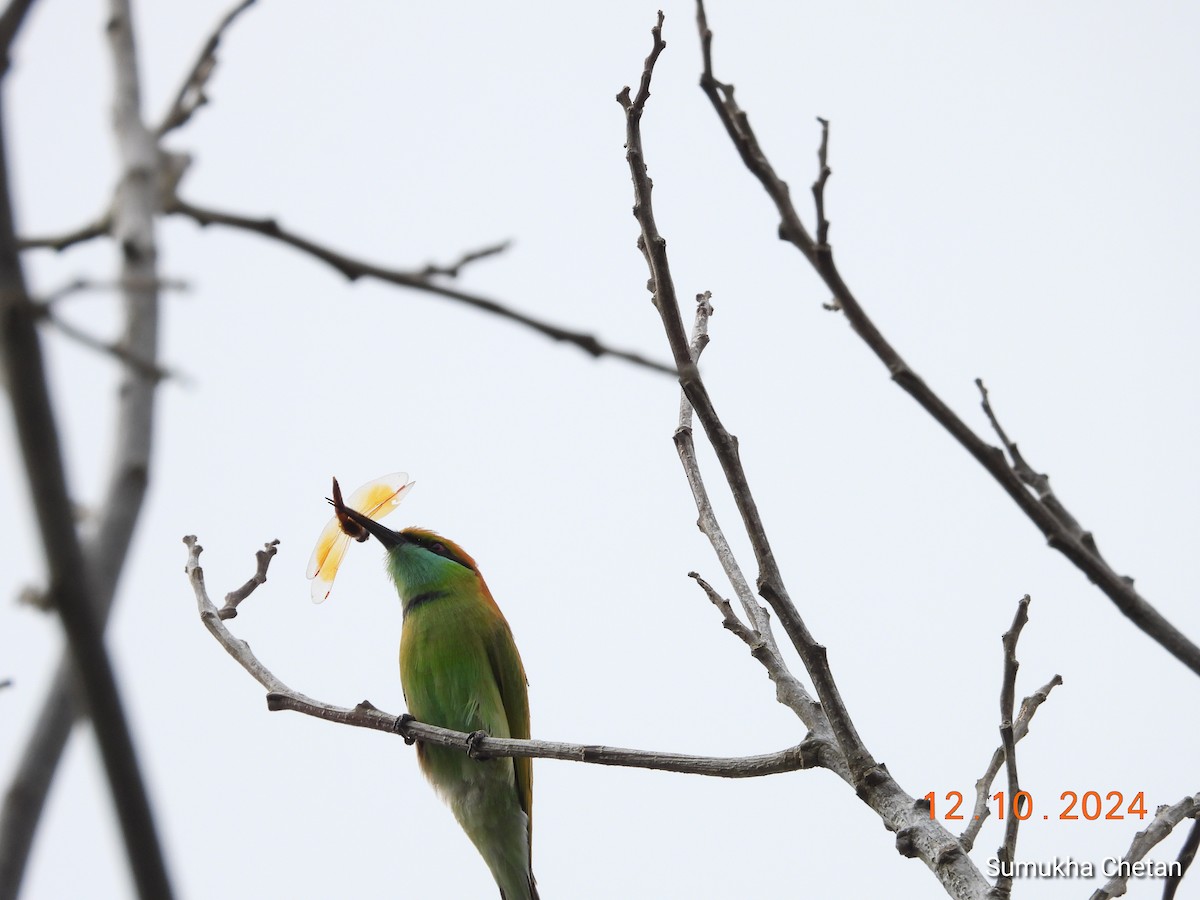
[307,472,414,603]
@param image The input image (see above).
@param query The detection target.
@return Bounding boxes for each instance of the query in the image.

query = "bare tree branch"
[618,14,993,898]
[0,54,172,900]
[677,294,779,654]
[0,4,175,897]
[35,274,188,304]
[168,197,675,375]
[688,573,846,780]
[5,12,671,888]
[217,539,277,620]
[413,239,512,280]
[959,673,1063,851]
[693,0,1200,678]
[34,301,176,382]
[672,293,823,735]
[30,276,188,379]
[156,0,258,138]
[183,535,820,779]
[0,0,36,77]
[0,670,72,900]
[1089,794,1200,900]
[620,6,872,785]
[17,213,112,252]
[1162,818,1200,900]
[976,378,1102,557]
[993,595,1030,896]
[26,0,674,379]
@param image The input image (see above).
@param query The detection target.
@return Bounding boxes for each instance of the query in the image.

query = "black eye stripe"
[412,535,469,569]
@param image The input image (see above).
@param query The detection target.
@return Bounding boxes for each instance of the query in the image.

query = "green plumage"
[386,527,537,900]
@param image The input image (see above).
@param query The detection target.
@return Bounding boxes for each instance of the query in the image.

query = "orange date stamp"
[923,790,1148,822]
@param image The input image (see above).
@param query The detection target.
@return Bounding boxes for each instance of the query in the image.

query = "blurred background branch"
[0,0,173,894]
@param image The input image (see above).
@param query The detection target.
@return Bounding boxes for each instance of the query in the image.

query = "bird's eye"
[430,542,447,555]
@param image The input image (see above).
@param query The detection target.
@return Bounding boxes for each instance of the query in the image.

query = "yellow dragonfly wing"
[307,472,414,603]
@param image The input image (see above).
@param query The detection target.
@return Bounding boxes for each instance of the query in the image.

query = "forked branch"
[959,673,1063,850]
[693,0,1200,678]
[617,13,993,898]
[183,535,822,779]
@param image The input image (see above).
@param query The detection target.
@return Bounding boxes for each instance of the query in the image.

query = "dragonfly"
[307,472,415,602]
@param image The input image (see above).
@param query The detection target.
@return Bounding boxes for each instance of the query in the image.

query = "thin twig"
[993,595,1030,896]
[17,213,112,252]
[694,0,1200,678]
[156,0,258,137]
[959,673,1063,850]
[217,539,278,620]
[1089,794,1200,900]
[690,571,755,645]
[35,275,189,305]
[414,239,511,279]
[689,574,843,778]
[184,535,819,779]
[35,303,177,382]
[677,294,771,639]
[169,197,675,375]
[976,378,1101,557]
[811,117,831,247]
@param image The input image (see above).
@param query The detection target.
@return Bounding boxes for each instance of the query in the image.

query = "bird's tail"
[499,872,539,900]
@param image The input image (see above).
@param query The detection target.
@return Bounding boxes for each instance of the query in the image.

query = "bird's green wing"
[486,619,533,845]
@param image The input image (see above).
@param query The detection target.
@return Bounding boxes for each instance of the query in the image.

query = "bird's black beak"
[329,477,406,550]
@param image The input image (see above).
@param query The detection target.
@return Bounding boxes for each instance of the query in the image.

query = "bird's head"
[333,494,479,608]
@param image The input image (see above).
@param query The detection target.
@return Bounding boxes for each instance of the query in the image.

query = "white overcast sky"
[2,2,1199,898]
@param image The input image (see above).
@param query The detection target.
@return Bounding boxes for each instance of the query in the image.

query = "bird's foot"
[465,729,491,760]
[394,713,417,745]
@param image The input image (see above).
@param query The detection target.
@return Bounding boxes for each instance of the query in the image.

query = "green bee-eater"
[329,483,539,900]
